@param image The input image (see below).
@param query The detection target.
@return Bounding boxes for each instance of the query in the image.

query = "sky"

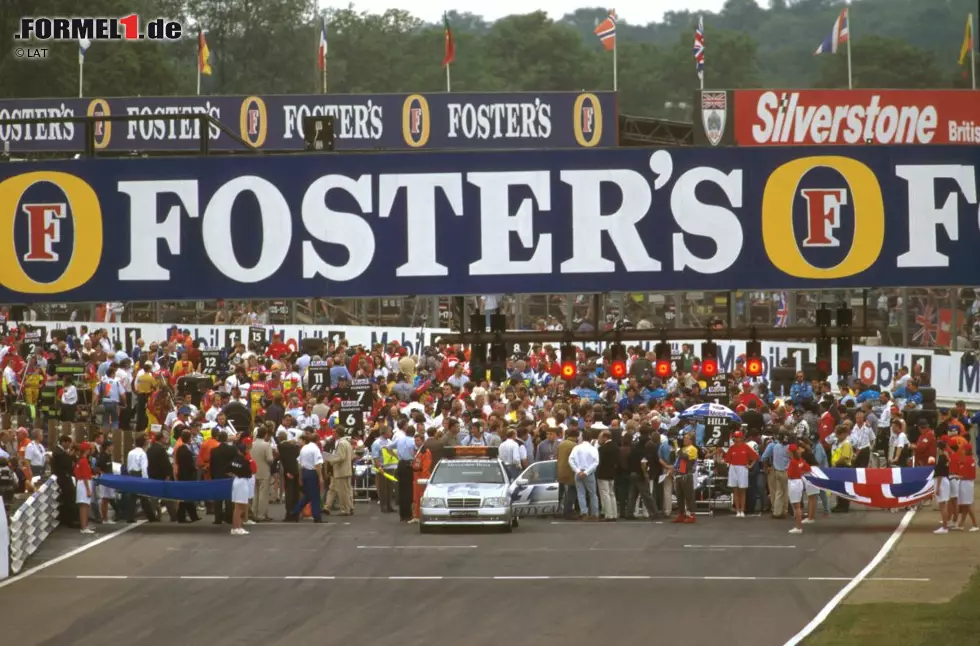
[333,1,757,26]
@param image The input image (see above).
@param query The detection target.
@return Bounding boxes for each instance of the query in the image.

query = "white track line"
[356,545,478,549]
[0,520,146,590]
[32,574,929,583]
[783,509,916,646]
[684,545,796,549]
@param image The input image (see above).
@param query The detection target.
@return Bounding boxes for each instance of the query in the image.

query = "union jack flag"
[805,467,935,509]
[774,292,789,328]
[913,303,938,347]
[693,16,705,80]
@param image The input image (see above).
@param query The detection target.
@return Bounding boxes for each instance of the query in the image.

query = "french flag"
[815,7,849,54]
[318,16,328,71]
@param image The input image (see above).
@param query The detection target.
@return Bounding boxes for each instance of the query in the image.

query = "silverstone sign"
[1,146,979,302]
[734,89,980,146]
[0,91,616,152]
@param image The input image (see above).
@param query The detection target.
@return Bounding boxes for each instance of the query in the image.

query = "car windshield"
[429,462,505,485]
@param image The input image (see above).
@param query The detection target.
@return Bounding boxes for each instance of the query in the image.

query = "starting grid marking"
[35,574,931,583]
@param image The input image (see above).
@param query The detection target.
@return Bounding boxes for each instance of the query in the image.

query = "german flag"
[198,31,212,76]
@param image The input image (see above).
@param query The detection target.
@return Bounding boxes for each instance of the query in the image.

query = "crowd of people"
[1,324,978,538]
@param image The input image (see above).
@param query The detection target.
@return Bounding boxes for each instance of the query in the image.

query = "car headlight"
[482,497,508,508]
[420,497,446,508]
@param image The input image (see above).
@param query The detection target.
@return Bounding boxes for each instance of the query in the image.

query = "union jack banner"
[805,467,935,509]
[913,302,937,347]
[774,291,789,328]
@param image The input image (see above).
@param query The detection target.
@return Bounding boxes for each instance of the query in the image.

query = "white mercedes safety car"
[417,447,535,533]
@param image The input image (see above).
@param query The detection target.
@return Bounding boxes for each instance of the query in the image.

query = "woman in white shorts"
[786,444,811,534]
[933,442,951,535]
[74,442,95,535]
[955,443,977,532]
[229,451,253,536]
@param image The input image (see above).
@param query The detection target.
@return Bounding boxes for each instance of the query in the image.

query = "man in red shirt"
[723,430,759,518]
[817,401,836,446]
[265,334,290,361]
[736,382,763,411]
[913,419,936,467]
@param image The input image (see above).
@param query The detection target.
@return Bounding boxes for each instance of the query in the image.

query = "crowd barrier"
[8,476,60,575]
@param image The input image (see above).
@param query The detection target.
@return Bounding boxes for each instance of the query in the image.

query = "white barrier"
[13,320,980,405]
[8,477,60,574]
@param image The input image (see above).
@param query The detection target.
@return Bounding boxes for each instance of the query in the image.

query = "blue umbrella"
[678,402,741,424]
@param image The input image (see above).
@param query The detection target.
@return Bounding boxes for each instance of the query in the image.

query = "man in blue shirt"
[389,430,417,522]
[760,436,791,518]
[789,373,814,405]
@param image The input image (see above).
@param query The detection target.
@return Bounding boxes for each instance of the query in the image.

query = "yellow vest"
[832,440,854,466]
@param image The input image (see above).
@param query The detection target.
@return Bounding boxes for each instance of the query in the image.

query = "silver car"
[418,458,524,533]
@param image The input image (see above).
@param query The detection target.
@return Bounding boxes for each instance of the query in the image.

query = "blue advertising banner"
[0,146,978,303]
[0,92,616,152]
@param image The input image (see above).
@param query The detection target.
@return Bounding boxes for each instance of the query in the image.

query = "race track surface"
[1,507,908,646]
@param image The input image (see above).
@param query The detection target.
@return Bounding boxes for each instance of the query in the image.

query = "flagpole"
[78,57,84,98]
[446,63,452,92]
[323,62,327,94]
[614,38,620,92]
[845,11,853,89]
[196,62,201,95]
[972,15,977,91]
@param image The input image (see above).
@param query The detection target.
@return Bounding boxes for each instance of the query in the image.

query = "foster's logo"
[0,171,103,294]
[402,94,430,148]
[86,99,112,149]
[762,156,885,280]
[572,93,604,148]
[239,96,268,148]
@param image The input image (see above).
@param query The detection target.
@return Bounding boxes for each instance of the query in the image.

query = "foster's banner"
[0,145,978,302]
[734,89,980,146]
[0,92,616,152]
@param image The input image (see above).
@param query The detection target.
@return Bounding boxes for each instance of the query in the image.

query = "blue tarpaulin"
[95,475,234,501]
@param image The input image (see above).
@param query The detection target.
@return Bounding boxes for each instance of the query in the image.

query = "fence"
[14,287,980,351]
[7,476,60,575]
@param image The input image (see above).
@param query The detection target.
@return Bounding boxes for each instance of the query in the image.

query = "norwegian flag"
[805,467,935,509]
[815,8,849,54]
[594,11,617,52]
[693,16,705,81]
[774,291,789,328]
[913,302,938,347]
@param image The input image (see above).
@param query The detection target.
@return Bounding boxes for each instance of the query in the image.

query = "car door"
[510,460,559,517]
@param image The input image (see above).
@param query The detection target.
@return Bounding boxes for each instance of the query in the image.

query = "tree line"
[0,0,974,120]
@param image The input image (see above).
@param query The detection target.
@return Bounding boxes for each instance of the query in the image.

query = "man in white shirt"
[288,433,325,523]
[888,419,910,466]
[123,435,157,522]
[24,430,47,476]
[568,434,600,519]
[60,376,79,422]
[849,411,877,467]
[498,428,524,480]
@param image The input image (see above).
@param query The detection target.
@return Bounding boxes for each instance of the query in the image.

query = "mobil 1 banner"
[339,400,364,433]
[0,92,616,153]
[704,416,734,448]
[349,378,373,412]
[703,375,730,408]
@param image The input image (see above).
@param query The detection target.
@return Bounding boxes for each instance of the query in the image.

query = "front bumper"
[420,507,511,526]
